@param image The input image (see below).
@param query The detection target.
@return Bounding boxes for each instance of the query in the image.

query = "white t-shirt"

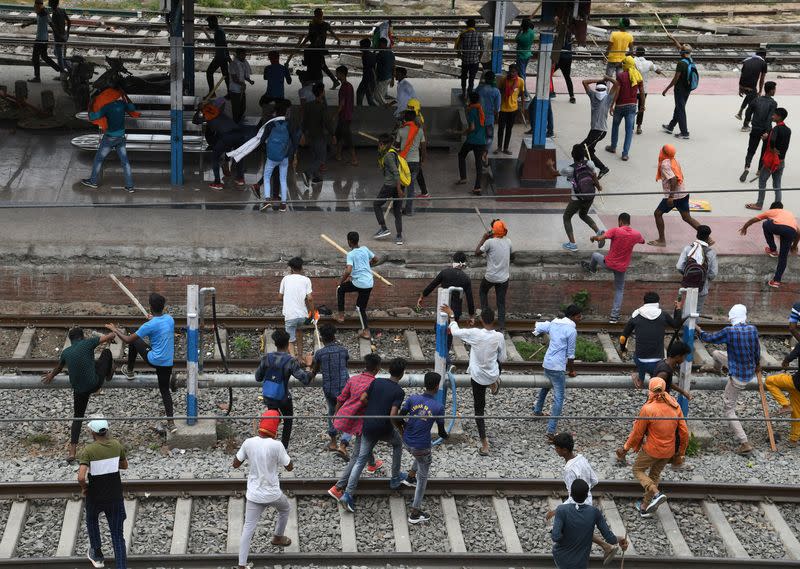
[634,56,659,94]
[236,436,291,503]
[449,321,506,385]
[280,273,312,321]
[563,454,599,506]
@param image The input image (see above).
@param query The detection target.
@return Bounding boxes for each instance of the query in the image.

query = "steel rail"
[0,313,791,336]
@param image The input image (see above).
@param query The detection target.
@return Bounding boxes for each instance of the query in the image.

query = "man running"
[234,409,293,569]
[739,81,777,183]
[336,231,378,339]
[648,144,701,247]
[81,93,137,193]
[42,327,115,463]
[661,44,695,140]
[442,304,505,456]
[580,77,618,178]
[736,49,768,127]
[23,0,61,82]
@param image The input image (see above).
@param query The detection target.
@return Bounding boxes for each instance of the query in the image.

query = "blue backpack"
[259,352,290,401]
[682,58,700,91]
[265,118,291,162]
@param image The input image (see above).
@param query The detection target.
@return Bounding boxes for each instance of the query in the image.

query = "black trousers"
[554,54,574,98]
[71,349,113,444]
[32,42,60,78]
[373,184,403,236]
[206,57,230,92]
[461,62,479,95]
[471,379,488,439]
[580,129,607,171]
[563,198,598,240]
[337,282,372,329]
[127,338,174,418]
[356,75,376,106]
[458,142,484,190]
[265,398,294,449]
[745,128,767,169]
[231,91,246,123]
[497,111,516,151]
[479,278,508,329]
[739,88,758,114]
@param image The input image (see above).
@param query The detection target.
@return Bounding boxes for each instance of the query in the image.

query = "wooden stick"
[588,34,609,63]
[654,12,672,39]
[757,372,778,451]
[473,205,489,233]
[200,76,225,107]
[357,130,379,142]
[320,234,394,287]
[109,274,149,317]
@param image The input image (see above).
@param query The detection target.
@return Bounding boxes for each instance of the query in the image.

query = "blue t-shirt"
[401,393,444,449]
[466,107,487,145]
[264,64,292,99]
[476,84,501,126]
[135,314,175,367]
[88,100,137,137]
[346,246,375,289]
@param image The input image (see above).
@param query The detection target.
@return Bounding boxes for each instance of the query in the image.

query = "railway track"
[0,478,798,567]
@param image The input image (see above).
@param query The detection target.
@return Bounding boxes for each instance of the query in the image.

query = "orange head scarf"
[656,144,684,185]
[647,377,679,409]
[201,103,221,121]
[491,219,508,238]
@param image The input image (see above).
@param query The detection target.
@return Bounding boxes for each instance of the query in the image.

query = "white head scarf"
[594,83,608,101]
[728,304,747,326]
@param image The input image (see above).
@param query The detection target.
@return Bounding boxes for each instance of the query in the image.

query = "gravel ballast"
[16,499,65,557]
[188,497,228,554]
[456,496,504,553]
[720,501,787,559]
[669,500,727,557]
[130,498,175,554]
[509,497,551,553]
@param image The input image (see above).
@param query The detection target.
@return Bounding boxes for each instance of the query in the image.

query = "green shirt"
[59,337,102,394]
[79,438,126,503]
[515,29,536,60]
[382,150,400,186]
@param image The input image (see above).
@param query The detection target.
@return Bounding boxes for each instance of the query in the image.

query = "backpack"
[387,148,412,187]
[265,118,291,162]
[681,244,708,289]
[571,161,596,200]
[682,58,700,91]
[259,352,291,401]
[761,128,782,173]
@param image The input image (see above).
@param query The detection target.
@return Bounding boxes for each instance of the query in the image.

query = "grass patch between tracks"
[515,337,607,362]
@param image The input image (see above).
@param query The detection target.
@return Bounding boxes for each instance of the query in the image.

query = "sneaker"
[608,317,619,324]
[418,193,431,199]
[675,133,690,140]
[562,242,578,252]
[390,472,409,490]
[123,187,135,194]
[120,364,135,380]
[209,182,224,190]
[636,126,642,135]
[234,178,245,187]
[366,459,384,473]
[279,202,288,212]
[765,247,779,258]
[87,547,105,568]
[661,124,673,134]
[401,475,417,488]
[635,501,653,519]
[621,155,629,161]
[408,509,431,524]
[373,228,391,239]
[80,179,99,189]
[581,260,596,274]
[259,201,272,212]
[739,169,749,183]
[768,280,782,289]
[340,492,355,513]
[328,485,344,501]
[645,492,667,513]
[597,167,610,179]
[734,112,742,120]
[395,235,404,245]
[605,145,616,154]
[741,124,750,132]
[736,442,754,455]
[569,97,576,104]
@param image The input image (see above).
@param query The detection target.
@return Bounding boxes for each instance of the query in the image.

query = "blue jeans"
[517,56,531,93]
[409,446,432,509]
[345,430,403,495]
[590,252,626,320]
[634,357,659,383]
[609,104,637,156]
[89,135,133,189]
[54,41,69,71]
[402,161,420,215]
[534,368,566,434]
[756,161,784,206]
[324,394,352,442]
[264,157,289,202]
[667,87,690,136]
[86,499,127,569]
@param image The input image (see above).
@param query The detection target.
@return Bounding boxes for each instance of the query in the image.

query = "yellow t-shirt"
[499,76,524,112]
[608,31,634,63]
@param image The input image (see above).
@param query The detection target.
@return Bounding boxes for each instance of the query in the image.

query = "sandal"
[271,536,292,547]
[745,203,763,210]
[478,447,490,456]
[489,378,501,395]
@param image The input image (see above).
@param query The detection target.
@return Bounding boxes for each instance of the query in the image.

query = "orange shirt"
[624,398,689,459]
[757,209,799,231]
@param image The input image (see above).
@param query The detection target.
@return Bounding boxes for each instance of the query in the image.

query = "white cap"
[87,417,109,433]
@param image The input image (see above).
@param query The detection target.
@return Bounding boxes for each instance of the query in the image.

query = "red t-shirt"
[338,82,355,122]
[604,225,645,272]
[615,71,641,106]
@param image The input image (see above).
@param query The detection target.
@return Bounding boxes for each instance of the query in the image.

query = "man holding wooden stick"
[696,304,761,455]
[335,232,379,340]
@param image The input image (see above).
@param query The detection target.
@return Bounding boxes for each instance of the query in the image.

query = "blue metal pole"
[532,31,554,149]
[169,0,184,185]
[434,286,463,405]
[186,284,199,425]
[491,0,507,74]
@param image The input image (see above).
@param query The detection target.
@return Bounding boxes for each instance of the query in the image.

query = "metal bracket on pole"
[678,287,699,417]
[186,284,199,425]
[435,287,463,405]
[532,31,554,149]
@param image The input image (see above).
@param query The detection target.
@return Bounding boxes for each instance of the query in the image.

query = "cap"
[258,409,281,437]
[88,418,109,433]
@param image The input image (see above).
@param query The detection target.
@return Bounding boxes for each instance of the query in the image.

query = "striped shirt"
[456,29,483,64]
[699,324,761,383]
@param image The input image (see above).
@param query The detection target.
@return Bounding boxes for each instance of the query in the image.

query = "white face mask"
[594,87,608,101]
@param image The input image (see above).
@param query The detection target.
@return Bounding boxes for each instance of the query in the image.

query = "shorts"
[284,318,307,342]
[657,194,690,213]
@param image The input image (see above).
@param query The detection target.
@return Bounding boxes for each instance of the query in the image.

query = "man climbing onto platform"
[336,231,379,340]
[533,305,581,442]
[441,304,505,457]
[42,327,116,463]
[417,251,475,330]
[676,225,717,314]
[696,304,759,455]
[739,201,798,289]
[475,220,512,330]
[648,144,702,247]
[107,293,175,433]
[616,376,689,518]
[234,409,293,569]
